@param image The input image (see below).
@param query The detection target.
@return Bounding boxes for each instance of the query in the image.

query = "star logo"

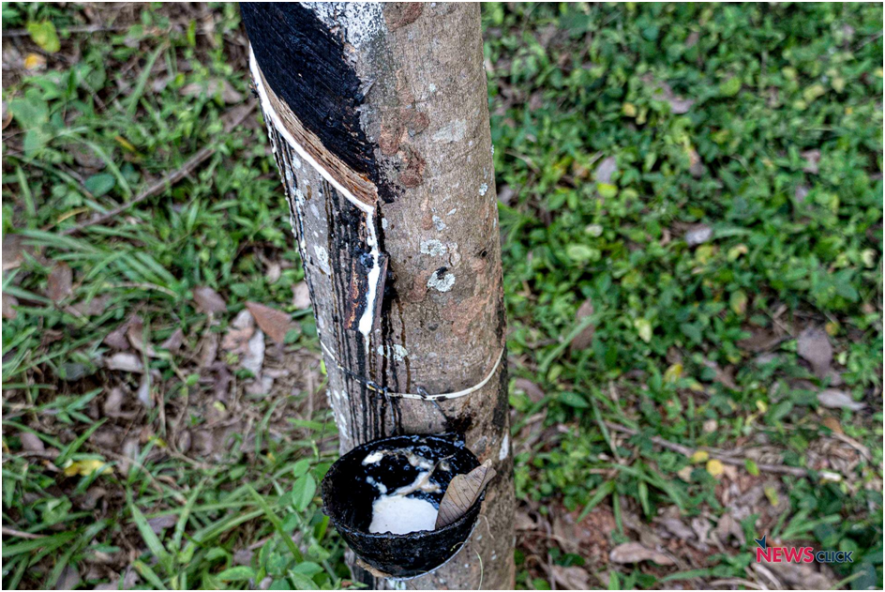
[755,535,767,549]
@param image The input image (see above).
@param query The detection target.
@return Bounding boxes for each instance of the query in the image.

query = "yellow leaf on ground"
[690,450,709,463]
[64,459,112,477]
[764,485,780,505]
[24,53,46,70]
[663,363,683,383]
[706,459,724,477]
[634,318,652,343]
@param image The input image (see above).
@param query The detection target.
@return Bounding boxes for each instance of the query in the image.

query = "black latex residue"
[241,3,393,200]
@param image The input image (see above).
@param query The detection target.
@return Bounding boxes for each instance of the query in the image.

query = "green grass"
[2,2,882,590]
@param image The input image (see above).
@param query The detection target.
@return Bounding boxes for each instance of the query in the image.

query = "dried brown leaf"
[817,389,864,411]
[801,149,821,174]
[47,262,73,302]
[55,565,80,591]
[106,352,143,373]
[435,459,496,529]
[102,386,134,419]
[160,328,185,353]
[19,431,44,453]
[594,156,617,184]
[245,301,292,344]
[821,416,843,435]
[570,297,595,350]
[797,326,832,377]
[609,542,675,565]
[641,74,695,114]
[198,330,220,368]
[265,262,282,284]
[241,330,265,375]
[221,310,254,353]
[515,509,537,531]
[552,565,591,590]
[127,316,158,358]
[3,234,24,271]
[70,294,111,317]
[180,79,243,104]
[2,293,18,319]
[147,514,177,534]
[689,149,705,178]
[291,281,312,309]
[685,224,713,246]
[193,286,226,314]
[1,100,10,130]
[513,378,545,403]
[104,322,131,350]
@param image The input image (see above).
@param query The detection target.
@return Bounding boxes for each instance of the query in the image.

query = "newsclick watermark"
[755,535,853,564]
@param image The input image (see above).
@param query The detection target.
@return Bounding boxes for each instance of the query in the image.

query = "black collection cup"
[321,433,484,578]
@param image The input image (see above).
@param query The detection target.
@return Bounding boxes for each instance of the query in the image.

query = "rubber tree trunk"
[241,3,513,589]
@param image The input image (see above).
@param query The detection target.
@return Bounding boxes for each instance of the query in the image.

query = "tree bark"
[241,3,513,589]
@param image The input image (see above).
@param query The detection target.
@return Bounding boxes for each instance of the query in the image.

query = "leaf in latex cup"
[435,459,496,529]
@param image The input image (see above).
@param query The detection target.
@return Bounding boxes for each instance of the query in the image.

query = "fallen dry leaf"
[147,514,177,534]
[817,389,864,411]
[64,459,112,477]
[715,512,746,546]
[552,565,591,590]
[160,328,185,353]
[513,378,545,403]
[801,149,821,174]
[821,416,843,435]
[104,320,131,350]
[70,294,111,317]
[685,224,713,246]
[106,352,143,373]
[193,286,227,314]
[198,330,220,368]
[24,52,46,71]
[436,459,496,529]
[222,309,255,353]
[19,431,44,453]
[47,262,73,302]
[641,73,696,114]
[797,326,833,377]
[102,387,126,418]
[570,297,595,350]
[706,459,724,477]
[137,374,153,408]
[515,509,536,531]
[55,565,80,591]
[1,100,10,130]
[594,156,617,184]
[610,541,675,565]
[2,293,18,319]
[689,149,705,178]
[292,281,312,309]
[3,235,24,271]
[127,316,158,358]
[180,79,243,104]
[659,517,695,540]
[245,301,292,344]
[241,329,265,375]
[265,262,282,284]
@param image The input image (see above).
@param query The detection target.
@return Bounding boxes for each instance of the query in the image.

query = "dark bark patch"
[241,3,395,202]
[492,358,509,430]
[399,146,426,187]
[385,3,424,32]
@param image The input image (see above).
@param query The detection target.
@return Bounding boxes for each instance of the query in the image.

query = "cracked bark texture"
[242,3,513,589]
